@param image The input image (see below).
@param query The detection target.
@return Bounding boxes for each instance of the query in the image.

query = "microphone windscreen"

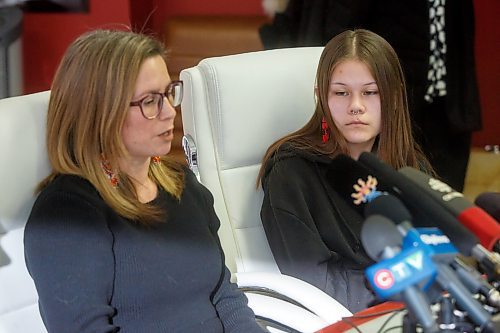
[358,152,478,256]
[326,154,391,216]
[365,194,412,224]
[458,207,500,250]
[361,214,402,261]
[400,167,500,251]
[399,167,471,213]
[475,192,500,222]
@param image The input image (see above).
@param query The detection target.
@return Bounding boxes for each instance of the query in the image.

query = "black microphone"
[358,152,478,256]
[399,167,500,251]
[366,194,500,333]
[475,192,500,223]
[361,214,439,333]
[326,154,391,217]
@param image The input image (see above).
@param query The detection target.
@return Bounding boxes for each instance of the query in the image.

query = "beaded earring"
[101,155,119,187]
[151,156,161,164]
[321,117,330,143]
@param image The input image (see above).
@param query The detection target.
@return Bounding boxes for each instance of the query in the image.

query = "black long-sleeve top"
[260,145,376,313]
[24,170,264,333]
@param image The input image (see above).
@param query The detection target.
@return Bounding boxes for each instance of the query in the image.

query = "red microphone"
[398,167,500,252]
[475,192,500,223]
[457,207,499,251]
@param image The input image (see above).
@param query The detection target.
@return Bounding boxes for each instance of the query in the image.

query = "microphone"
[366,194,500,332]
[451,257,500,309]
[358,152,478,256]
[326,154,390,217]
[475,192,500,223]
[361,214,439,333]
[399,167,500,251]
[406,226,500,309]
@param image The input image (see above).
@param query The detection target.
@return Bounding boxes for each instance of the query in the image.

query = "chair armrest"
[234,271,353,325]
[246,293,329,333]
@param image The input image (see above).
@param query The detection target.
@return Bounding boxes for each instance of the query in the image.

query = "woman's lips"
[346,121,368,126]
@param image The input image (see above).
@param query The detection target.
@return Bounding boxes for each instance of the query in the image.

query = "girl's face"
[328,59,381,159]
[121,55,176,163]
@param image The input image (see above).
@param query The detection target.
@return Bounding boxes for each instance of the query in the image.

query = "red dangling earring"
[321,117,330,143]
[151,156,161,164]
[101,154,119,187]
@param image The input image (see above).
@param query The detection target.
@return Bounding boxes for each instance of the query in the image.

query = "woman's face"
[121,55,176,163]
[327,59,381,158]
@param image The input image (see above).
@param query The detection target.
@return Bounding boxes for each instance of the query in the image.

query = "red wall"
[129,0,155,33]
[23,0,264,93]
[22,0,498,146]
[129,0,500,148]
[472,0,500,147]
[22,0,131,93]
[150,0,264,34]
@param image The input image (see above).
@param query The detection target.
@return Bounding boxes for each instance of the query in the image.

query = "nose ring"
[350,109,362,115]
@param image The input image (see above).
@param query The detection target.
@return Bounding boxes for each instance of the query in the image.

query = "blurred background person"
[260,0,482,192]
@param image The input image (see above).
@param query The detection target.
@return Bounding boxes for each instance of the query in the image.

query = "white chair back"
[180,47,323,274]
[0,91,51,333]
[180,48,355,332]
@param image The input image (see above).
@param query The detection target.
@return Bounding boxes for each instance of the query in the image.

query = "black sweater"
[24,170,264,333]
[261,145,376,313]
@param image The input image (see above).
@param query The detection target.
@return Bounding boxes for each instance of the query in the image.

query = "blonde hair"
[40,29,185,225]
[257,29,433,185]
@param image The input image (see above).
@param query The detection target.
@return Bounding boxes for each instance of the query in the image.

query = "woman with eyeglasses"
[24,29,264,333]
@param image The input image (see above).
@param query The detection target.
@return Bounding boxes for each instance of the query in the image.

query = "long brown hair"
[39,29,185,225]
[257,29,433,185]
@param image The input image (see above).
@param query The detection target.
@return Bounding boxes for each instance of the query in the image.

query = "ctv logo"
[372,251,424,290]
[373,269,394,289]
[367,239,438,299]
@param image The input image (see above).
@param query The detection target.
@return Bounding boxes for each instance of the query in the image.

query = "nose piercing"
[350,109,362,115]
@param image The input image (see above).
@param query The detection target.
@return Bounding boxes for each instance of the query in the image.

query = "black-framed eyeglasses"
[129,80,183,120]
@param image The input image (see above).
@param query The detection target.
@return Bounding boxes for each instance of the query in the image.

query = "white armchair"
[0,91,51,333]
[180,47,352,333]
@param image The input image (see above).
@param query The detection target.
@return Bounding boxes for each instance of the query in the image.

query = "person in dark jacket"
[259,0,481,192]
[24,29,264,333]
[257,29,433,313]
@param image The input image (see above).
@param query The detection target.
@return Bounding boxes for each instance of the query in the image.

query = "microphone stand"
[402,311,418,333]
[438,295,462,333]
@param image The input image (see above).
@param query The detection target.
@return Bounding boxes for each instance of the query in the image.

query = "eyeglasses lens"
[136,81,183,119]
[141,94,162,119]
